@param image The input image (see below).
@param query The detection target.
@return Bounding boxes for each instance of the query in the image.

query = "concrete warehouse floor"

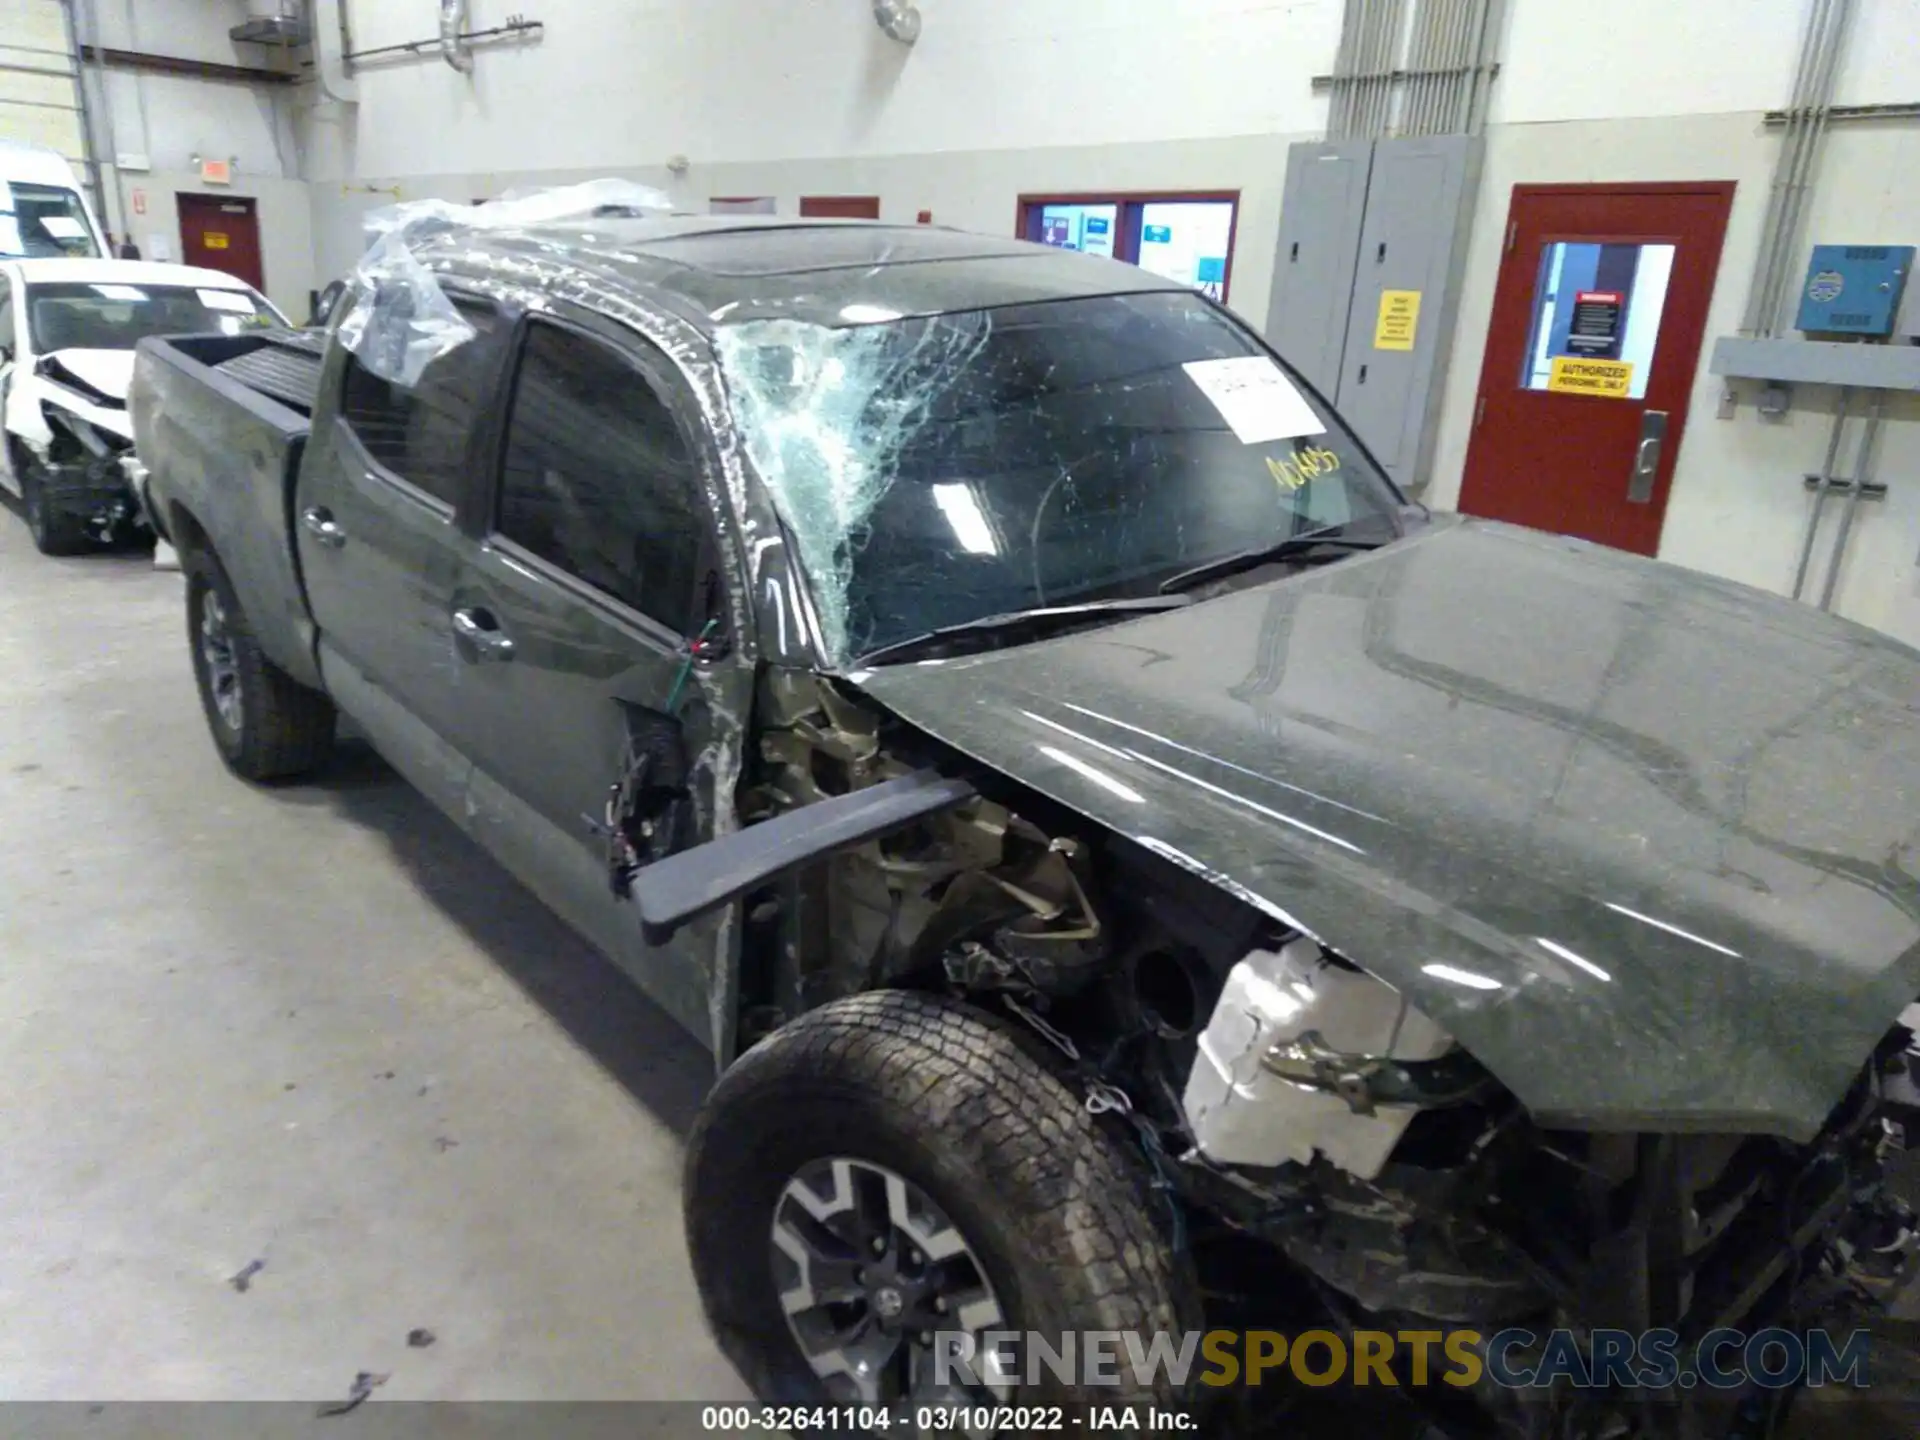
[0,516,749,1404]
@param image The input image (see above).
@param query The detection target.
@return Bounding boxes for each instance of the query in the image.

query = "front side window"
[492,320,707,634]
[340,299,499,507]
[718,289,1405,663]
[24,282,282,353]
[0,184,98,258]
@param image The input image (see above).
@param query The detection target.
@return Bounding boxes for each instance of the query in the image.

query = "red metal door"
[177,193,265,290]
[1459,183,1734,556]
[799,196,881,219]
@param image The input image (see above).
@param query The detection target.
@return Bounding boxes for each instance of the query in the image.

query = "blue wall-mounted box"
[1796,244,1914,336]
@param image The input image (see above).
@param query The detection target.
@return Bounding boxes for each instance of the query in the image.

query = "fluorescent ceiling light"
[933,482,998,555]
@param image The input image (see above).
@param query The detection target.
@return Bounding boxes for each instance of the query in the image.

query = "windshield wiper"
[1157,525,1390,594]
[854,594,1193,667]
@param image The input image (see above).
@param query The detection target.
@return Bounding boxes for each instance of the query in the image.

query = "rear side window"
[339,300,499,506]
[492,319,707,633]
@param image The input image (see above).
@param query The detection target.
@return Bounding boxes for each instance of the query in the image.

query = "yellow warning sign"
[204,232,230,250]
[1373,289,1421,351]
[1547,356,1634,397]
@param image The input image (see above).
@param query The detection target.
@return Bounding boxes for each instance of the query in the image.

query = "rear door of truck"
[294,295,516,818]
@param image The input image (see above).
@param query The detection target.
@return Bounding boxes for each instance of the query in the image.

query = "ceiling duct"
[231,0,312,47]
[873,1,921,44]
[441,0,475,72]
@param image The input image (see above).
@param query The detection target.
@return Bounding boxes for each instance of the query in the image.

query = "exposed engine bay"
[726,674,1920,1438]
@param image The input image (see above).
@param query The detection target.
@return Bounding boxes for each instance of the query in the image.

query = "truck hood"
[41,348,136,404]
[851,516,1920,1141]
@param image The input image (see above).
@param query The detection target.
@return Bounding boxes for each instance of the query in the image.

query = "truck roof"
[0,141,88,189]
[8,256,261,291]
[432,215,1187,330]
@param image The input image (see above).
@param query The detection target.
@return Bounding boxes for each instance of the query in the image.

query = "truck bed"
[206,330,328,415]
[128,331,326,691]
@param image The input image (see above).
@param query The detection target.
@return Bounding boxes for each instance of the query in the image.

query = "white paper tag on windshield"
[91,284,148,302]
[1182,356,1326,445]
[40,216,85,240]
[198,288,255,312]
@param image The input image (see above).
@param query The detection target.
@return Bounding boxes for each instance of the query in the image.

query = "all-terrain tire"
[18,454,90,556]
[685,989,1198,1412]
[183,545,336,781]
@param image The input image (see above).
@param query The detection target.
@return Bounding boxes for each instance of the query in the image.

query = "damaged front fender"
[8,379,142,530]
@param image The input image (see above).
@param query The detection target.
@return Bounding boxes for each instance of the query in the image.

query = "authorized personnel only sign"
[1546,356,1634,397]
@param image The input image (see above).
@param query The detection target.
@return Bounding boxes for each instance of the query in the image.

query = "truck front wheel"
[184,547,335,781]
[684,990,1195,1418]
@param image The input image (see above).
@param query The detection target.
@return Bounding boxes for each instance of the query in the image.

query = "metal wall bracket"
[1792,389,1887,610]
[1710,337,1920,391]
[1802,475,1888,500]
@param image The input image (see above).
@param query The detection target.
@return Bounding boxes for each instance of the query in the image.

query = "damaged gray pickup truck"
[131,206,1920,1438]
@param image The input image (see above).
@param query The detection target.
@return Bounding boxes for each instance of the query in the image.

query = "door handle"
[451,607,515,662]
[301,506,347,548]
[1627,410,1669,504]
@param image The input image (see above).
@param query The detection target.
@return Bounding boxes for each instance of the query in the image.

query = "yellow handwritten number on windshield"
[1267,447,1341,492]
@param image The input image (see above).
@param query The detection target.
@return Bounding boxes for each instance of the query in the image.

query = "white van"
[0,141,109,259]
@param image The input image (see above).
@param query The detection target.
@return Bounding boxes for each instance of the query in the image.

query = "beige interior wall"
[0,0,82,160]
[108,166,317,319]
[302,132,1310,325]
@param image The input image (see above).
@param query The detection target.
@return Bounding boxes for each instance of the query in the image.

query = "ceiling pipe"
[60,0,113,239]
[1462,0,1504,135]
[441,0,474,72]
[311,0,360,101]
[1761,0,1852,333]
[873,0,921,45]
[1325,0,1367,139]
[1741,0,1854,337]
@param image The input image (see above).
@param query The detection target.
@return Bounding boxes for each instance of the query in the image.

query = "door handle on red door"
[451,607,515,663]
[301,506,346,548]
[1628,410,1669,504]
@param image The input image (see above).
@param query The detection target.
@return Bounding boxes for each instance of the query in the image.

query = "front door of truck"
[296,295,514,817]
[447,310,748,1050]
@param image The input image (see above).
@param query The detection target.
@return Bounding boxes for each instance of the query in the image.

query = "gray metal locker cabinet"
[1264,142,1374,397]
[1333,136,1484,494]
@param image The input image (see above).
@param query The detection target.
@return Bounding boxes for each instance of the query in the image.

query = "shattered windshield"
[717,290,1405,665]
[26,282,282,350]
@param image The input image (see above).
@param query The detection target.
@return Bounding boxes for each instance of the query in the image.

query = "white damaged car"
[0,259,284,554]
